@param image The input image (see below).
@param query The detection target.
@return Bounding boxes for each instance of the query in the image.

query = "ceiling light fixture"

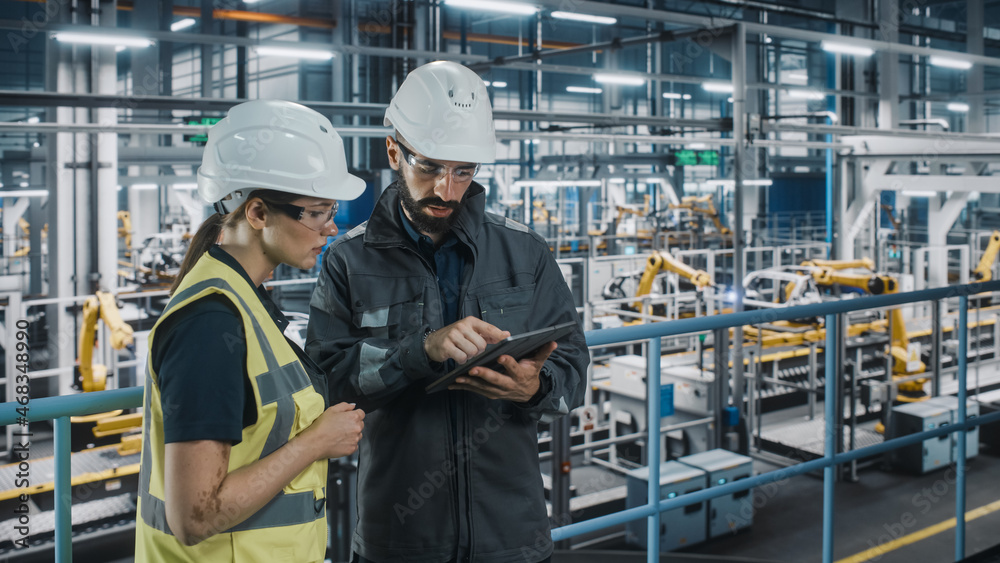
[786,89,826,100]
[513,179,603,188]
[820,41,874,57]
[702,82,734,93]
[444,0,539,15]
[0,190,49,197]
[171,18,197,32]
[947,102,970,112]
[256,45,334,60]
[551,11,617,25]
[54,32,153,48]
[594,73,645,86]
[662,92,684,99]
[567,86,603,94]
[929,56,973,70]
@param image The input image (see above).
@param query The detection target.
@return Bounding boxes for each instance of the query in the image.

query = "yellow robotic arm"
[810,268,926,397]
[668,194,731,235]
[972,230,1000,282]
[801,257,875,271]
[633,250,713,309]
[79,291,135,392]
[117,211,133,258]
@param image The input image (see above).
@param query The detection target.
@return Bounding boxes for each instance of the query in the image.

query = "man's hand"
[449,342,557,402]
[424,316,509,364]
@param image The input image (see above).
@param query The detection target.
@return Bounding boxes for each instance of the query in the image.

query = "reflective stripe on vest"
[138,273,321,537]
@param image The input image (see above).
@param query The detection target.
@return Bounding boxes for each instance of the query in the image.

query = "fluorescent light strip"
[256,45,334,60]
[662,92,683,99]
[171,18,197,32]
[567,86,603,94]
[705,179,773,187]
[513,180,603,188]
[786,89,826,100]
[930,56,973,70]
[132,184,158,191]
[702,82,733,93]
[947,102,970,112]
[594,73,645,86]
[444,0,539,15]
[54,32,153,48]
[490,81,507,88]
[901,190,936,197]
[551,11,617,25]
[688,143,707,149]
[821,41,874,57]
[0,190,48,197]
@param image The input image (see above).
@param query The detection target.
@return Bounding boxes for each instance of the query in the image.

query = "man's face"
[396,172,464,235]
[387,137,480,236]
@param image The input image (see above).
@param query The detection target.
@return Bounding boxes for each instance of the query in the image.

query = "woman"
[135,100,367,562]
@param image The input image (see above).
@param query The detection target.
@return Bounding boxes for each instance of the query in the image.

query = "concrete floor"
[675,450,1000,563]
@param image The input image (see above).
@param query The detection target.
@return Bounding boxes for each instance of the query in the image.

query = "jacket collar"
[363,180,487,248]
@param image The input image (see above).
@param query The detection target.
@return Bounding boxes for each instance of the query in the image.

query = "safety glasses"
[395,139,480,183]
[267,200,339,232]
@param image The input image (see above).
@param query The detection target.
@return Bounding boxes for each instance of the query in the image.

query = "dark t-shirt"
[151,246,322,445]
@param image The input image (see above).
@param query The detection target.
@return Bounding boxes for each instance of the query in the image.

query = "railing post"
[646,336,662,562]
[823,313,837,563]
[54,415,72,563]
[956,295,968,561]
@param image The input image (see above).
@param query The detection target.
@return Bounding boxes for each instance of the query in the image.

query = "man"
[306,61,589,563]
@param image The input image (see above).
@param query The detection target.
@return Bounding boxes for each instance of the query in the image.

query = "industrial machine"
[923,396,980,461]
[888,401,953,474]
[117,210,133,258]
[669,194,731,236]
[78,291,135,393]
[625,461,708,552]
[677,449,754,538]
[601,250,713,318]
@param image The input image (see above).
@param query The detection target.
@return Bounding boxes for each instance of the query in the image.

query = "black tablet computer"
[424,321,578,394]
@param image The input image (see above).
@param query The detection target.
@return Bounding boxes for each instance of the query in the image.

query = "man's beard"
[397,174,464,235]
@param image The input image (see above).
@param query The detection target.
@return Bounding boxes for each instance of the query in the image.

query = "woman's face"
[261,196,339,271]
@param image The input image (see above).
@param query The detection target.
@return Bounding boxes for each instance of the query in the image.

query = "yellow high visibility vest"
[135,252,328,562]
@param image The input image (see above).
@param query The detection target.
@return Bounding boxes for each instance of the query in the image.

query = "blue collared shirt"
[399,205,466,326]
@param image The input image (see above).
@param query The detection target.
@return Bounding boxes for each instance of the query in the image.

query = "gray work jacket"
[306,182,589,563]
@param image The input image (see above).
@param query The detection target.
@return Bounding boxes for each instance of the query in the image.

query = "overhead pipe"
[468,28,705,72]
[7,0,338,29]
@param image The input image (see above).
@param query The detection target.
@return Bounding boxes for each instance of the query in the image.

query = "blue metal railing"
[2,280,999,562]
[551,280,1000,563]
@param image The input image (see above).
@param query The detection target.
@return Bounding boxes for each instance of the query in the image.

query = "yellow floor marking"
[836,497,1000,563]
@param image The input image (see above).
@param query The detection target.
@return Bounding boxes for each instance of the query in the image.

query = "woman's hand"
[300,402,365,460]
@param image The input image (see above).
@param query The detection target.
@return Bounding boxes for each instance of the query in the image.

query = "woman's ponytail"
[169,212,225,295]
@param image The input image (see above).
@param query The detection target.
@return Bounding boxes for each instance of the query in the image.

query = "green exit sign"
[671,149,719,166]
[697,150,719,166]
[184,117,223,144]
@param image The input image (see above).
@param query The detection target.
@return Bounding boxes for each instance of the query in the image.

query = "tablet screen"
[424,321,578,393]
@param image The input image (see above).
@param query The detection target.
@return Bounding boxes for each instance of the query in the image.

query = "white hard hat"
[198,99,367,213]
[384,61,497,164]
